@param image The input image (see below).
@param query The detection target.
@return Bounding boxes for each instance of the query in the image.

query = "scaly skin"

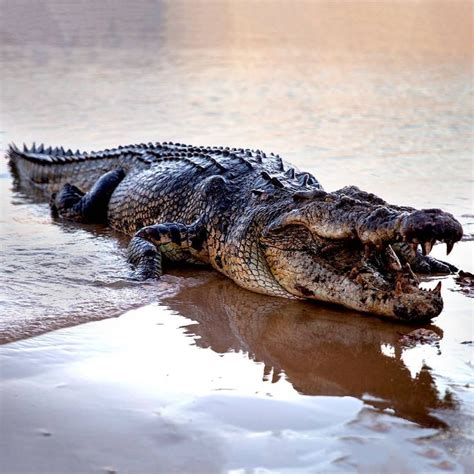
[7,141,463,321]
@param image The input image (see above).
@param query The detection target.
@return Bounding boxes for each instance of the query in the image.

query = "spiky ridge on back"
[7,141,323,198]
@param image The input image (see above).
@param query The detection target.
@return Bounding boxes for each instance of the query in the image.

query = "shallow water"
[0,287,472,473]
[0,1,473,472]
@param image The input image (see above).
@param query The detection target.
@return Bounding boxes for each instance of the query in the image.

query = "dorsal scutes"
[8,142,320,196]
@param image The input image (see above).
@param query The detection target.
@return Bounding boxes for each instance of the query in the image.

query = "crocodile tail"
[7,143,134,194]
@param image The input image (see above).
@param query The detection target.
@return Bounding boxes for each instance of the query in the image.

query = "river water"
[0,1,473,472]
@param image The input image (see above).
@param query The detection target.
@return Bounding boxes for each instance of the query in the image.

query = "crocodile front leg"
[127,221,209,279]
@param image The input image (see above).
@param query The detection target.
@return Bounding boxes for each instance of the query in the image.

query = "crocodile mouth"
[262,229,448,321]
[259,192,462,320]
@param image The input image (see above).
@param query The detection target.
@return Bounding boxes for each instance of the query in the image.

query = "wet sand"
[1,1,473,472]
[1,253,473,472]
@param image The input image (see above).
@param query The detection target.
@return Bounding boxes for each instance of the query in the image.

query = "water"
[0,1,473,472]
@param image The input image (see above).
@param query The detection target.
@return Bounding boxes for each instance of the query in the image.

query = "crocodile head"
[260,190,463,321]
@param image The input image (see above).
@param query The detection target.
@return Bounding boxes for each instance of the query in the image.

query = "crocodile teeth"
[433,281,442,295]
[385,245,402,271]
[403,263,418,283]
[446,240,455,255]
[422,240,435,256]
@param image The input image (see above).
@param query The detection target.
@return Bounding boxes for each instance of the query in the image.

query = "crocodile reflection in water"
[164,272,456,428]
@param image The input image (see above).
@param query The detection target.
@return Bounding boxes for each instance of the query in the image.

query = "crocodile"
[7,141,463,321]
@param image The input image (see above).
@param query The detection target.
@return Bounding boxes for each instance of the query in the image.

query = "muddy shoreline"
[2,271,473,472]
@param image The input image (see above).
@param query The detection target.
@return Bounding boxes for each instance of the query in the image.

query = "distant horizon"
[1,0,471,64]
